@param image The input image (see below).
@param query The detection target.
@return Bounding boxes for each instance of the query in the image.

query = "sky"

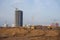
[0,0,60,26]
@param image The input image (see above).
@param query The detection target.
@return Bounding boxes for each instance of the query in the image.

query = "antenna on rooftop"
[15,8,18,11]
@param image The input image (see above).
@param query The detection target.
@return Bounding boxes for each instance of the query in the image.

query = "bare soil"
[0,27,60,40]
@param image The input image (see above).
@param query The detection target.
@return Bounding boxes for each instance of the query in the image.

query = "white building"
[3,24,8,27]
[11,24,16,27]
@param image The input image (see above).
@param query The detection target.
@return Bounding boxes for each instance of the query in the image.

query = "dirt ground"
[0,27,60,40]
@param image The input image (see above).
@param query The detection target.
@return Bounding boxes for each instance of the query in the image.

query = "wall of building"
[15,9,23,26]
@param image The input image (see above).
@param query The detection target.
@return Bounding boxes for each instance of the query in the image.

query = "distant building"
[55,23,59,27]
[11,24,16,27]
[3,24,8,27]
[15,8,23,26]
[50,22,59,27]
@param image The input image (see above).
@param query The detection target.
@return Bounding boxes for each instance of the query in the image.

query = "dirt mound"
[0,27,59,38]
[29,29,45,36]
[45,30,59,36]
[0,28,28,37]
[0,27,60,40]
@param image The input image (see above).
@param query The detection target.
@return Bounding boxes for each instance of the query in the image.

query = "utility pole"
[32,16,34,26]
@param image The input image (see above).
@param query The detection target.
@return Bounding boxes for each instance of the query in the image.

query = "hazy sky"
[0,0,60,26]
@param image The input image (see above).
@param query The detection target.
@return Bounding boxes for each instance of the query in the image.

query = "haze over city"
[0,0,60,26]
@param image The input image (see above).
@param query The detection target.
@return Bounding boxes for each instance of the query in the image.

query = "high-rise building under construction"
[15,8,23,26]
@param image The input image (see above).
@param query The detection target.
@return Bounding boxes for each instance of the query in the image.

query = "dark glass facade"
[15,10,23,26]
